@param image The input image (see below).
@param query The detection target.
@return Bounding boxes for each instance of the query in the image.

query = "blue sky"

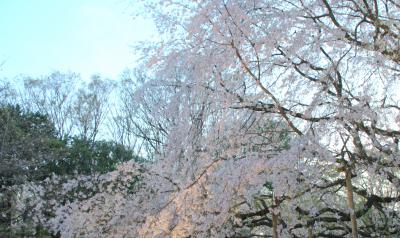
[0,0,156,80]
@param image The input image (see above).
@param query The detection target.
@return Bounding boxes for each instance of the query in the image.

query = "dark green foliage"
[53,138,137,175]
[0,105,67,186]
[0,105,140,186]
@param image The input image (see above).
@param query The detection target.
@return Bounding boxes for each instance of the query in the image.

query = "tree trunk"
[345,168,358,238]
[307,228,314,238]
[272,212,278,238]
[272,196,279,238]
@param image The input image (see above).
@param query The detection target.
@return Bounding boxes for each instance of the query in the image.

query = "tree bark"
[345,168,358,238]
[272,212,278,238]
[272,196,279,238]
[307,228,314,238]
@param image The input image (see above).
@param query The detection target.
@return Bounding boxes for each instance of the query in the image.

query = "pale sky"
[0,0,156,80]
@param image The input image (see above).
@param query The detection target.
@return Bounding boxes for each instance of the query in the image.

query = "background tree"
[21,71,78,139]
[0,79,15,106]
[0,105,67,186]
[73,75,114,142]
[111,69,178,158]
[54,138,138,175]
